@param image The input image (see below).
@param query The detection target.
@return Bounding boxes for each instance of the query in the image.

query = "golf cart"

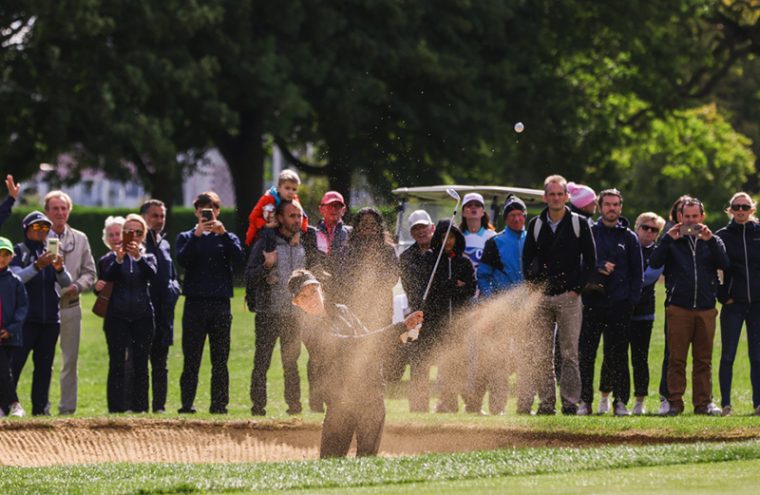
[390,185,545,322]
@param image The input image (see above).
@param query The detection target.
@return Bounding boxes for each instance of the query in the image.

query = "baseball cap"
[408,210,433,229]
[22,211,52,231]
[320,191,345,206]
[288,269,321,298]
[462,192,485,207]
[0,237,13,254]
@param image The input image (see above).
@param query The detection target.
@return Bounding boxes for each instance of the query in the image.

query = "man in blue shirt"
[176,191,244,414]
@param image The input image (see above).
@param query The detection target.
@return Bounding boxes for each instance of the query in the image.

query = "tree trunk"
[215,112,265,240]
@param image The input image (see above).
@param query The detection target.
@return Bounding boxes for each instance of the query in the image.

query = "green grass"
[3,440,760,494]
[12,284,760,419]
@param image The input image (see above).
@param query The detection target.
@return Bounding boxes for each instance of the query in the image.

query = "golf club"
[407,187,461,341]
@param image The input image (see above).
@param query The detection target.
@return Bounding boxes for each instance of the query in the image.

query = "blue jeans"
[719,302,760,407]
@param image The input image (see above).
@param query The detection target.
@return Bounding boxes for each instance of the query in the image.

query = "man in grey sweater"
[245,200,306,416]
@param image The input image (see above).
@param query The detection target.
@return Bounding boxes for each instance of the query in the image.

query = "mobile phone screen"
[201,209,213,222]
[47,238,59,256]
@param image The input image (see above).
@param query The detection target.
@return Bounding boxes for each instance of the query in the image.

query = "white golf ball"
[514,122,525,133]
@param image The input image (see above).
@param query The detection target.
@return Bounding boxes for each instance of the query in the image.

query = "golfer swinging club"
[289,269,424,458]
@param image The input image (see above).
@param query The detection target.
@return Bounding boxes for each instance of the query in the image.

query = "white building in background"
[180,149,236,208]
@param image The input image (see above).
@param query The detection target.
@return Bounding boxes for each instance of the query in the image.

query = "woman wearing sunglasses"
[97,213,157,413]
[715,192,760,416]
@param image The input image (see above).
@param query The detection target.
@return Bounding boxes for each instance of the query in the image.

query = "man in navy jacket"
[176,191,244,414]
[141,199,180,413]
[649,198,729,416]
[577,189,643,416]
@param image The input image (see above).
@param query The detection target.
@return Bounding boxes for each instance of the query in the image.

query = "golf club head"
[446,188,460,201]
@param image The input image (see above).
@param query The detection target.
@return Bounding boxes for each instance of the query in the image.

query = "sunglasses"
[30,223,51,232]
[730,204,752,212]
[123,229,145,236]
[638,225,659,233]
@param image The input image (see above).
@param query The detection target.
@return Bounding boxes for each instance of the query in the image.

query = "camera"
[679,224,702,237]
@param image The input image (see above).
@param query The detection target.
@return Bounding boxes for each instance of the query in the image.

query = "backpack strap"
[534,213,580,241]
[533,217,543,243]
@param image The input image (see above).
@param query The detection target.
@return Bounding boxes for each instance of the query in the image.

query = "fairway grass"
[3,440,760,494]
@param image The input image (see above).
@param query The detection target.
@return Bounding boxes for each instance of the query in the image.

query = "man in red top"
[302,191,353,412]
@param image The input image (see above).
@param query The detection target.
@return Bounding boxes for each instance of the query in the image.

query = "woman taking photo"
[715,192,760,416]
[97,214,157,413]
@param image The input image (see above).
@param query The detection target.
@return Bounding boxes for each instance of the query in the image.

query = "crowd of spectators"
[2,169,759,427]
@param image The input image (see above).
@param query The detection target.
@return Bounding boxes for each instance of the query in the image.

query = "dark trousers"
[307,357,327,412]
[104,316,154,413]
[719,302,760,407]
[123,330,170,412]
[659,314,670,399]
[465,331,511,414]
[600,319,653,398]
[0,346,18,411]
[180,298,232,411]
[320,397,385,458]
[579,303,631,406]
[11,322,59,415]
[408,342,433,412]
[250,312,301,414]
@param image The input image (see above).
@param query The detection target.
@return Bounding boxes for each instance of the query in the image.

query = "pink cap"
[320,191,345,206]
[567,182,596,208]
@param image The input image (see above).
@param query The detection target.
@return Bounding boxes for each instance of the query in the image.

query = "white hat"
[408,210,434,229]
[462,192,485,207]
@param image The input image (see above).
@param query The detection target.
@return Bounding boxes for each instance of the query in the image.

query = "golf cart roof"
[391,185,544,204]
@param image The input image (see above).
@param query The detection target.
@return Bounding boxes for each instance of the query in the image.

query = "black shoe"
[178,406,197,414]
[516,407,533,415]
[666,407,683,417]
[536,406,556,416]
[561,405,578,415]
[286,406,302,415]
[251,407,266,416]
[210,407,228,414]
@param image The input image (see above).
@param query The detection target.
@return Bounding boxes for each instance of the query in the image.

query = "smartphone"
[201,208,214,222]
[679,224,702,237]
[122,230,135,245]
[46,238,59,256]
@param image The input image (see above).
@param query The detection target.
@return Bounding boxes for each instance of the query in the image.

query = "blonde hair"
[543,174,567,193]
[725,192,758,222]
[124,213,149,239]
[102,215,126,248]
[44,190,73,211]
[635,212,666,232]
[278,169,301,186]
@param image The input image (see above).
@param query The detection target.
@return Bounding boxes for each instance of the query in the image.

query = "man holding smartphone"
[44,191,96,415]
[176,191,244,414]
[649,197,729,416]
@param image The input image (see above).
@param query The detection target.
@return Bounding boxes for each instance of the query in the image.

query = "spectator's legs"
[32,323,60,415]
[666,306,695,411]
[604,303,631,406]
[250,312,278,414]
[104,317,130,413]
[747,303,760,408]
[58,305,82,414]
[408,343,432,412]
[629,319,654,399]
[150,332,170,412]
[207,300,231,412]
[279,316,302,414]
[179,300,208,410]
[535,296,559,412]
[128,317,155,413]
[556,292,583,409]
[659,311,670,399]
[0,347,19,413]
[691,308,717,410]
[718,302,745,407]
[579,305,604,406]
[10,322,36,388]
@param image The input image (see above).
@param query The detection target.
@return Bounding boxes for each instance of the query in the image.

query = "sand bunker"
[1,418,757,467]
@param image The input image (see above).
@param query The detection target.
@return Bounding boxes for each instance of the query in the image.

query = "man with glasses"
[577,189,643,416]
[302,191,352,412]
[44,191,96,415]
[176,191,244,414]
[649,198,729,416]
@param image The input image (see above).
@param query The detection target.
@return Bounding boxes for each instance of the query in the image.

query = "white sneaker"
[576,402,591,416]
[704,403,721,417]
[633,400,646,415]
[9,402,25,418]
[614,401,631,416]
[597,395,611,415]
[658,398,670,416]
[722,405,732,417]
